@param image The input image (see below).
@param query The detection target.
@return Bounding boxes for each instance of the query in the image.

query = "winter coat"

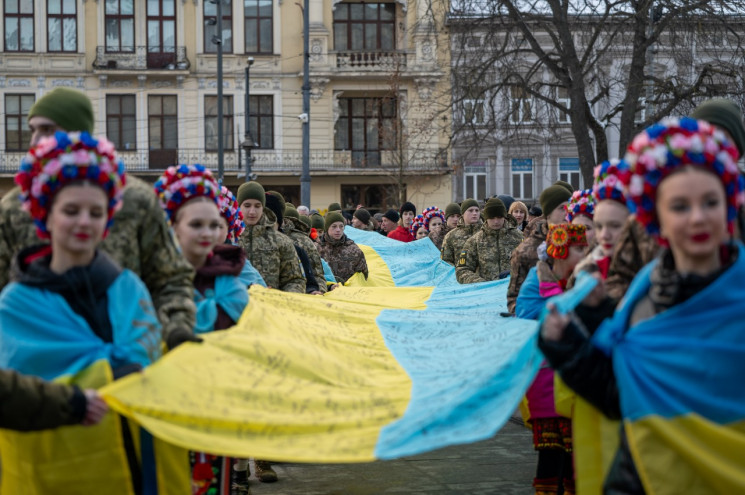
[506,216,548,313]
[604,216,660,301]
[283,217,327,292]
[193,244,246,331]
[0,369,86,431]
[456,219,523,284]
[317,233,368,284]
[387,225,415,242]
[238,212,306,293]
[440,217,483,266]
[0,176,196,349]
[428,225,451,251]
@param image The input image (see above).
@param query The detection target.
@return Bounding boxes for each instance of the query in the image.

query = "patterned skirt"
[532,417,572,451]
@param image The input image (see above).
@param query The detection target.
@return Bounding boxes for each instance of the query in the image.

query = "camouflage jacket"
[0,176,196,347]
[441,218,483,265]
[456,220,523,284]
[238,213,305,293]
[283,217,327,292]
[605,216,660,301]
[428,225,451,251]
[317,233,368,284]
[506,217,548,313]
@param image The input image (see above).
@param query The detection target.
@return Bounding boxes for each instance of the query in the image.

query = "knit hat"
[298,215,311,228]
[497,194,515,212]
[383,209,400,223]
[153,164,220,223]
[539,185,572,217]
[353,208,371,225]
[691,98,745,157]
[545,223,588,260]
[285,204,300,220]
[218,186,245,242]
[528,204,543,217]
[16,131,126,239]
[27,88,95,134]
[409,214,426,236]
[622,116,744,237]
[444,202,461,219]
[328,202,342,212]
[266,190,286,212]
[264,193,284,226]
[460,198,479,214]
[236,181,265,207]
[554,180,575,194]
[483,198,507,219]
[564,189,595,222]
[325,211,345,231]
[422,206,445,230]
[400,201,416,215]
[592,159,631,205]
[311,213,325,230]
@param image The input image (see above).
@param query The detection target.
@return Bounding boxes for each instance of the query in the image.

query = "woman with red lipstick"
[0,131,172,492]
[539,117,745,493]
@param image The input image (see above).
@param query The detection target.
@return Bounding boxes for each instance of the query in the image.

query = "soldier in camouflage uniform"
[318,212,368,285]
[0,88,198,349]
[456,198,523,284]
[441,198,482,265]
[506,184,572,313]
[284,205,327,293]
[236,182,305,293]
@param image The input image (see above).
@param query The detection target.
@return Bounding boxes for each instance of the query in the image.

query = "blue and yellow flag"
[103,227,542,462]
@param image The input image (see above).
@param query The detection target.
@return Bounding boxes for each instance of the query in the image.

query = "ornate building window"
[333,3,395,51]
[244,0,272,54]
[205,95,235,150]
[105,0,135,52]
[334,97,397,167]
[106,95,137,151]
[47,0,77,52]
[248,95,274,149]
[204,0,233,53]
[4,0,34,52]
[147,0,177,68]
[5,94,35,151]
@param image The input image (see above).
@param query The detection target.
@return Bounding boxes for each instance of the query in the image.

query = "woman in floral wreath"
[0,131,176,493]
[421,206,446,247]
[540,117,745,493]
[217,185,245,245]
[410,214,429,240]
[565,189,596,245]
[515,223,588,495]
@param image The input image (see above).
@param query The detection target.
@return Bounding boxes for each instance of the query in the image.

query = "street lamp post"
[208,0,224,185]
[243,57,256,181]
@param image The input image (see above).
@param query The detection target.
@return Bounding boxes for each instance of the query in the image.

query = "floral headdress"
[218,186,245,242]
[564,189,595,222]
[592,159,631,205]
[15,131,126,239]
[153,164,220,223]
[422,206,445,230]
[545,223,587,259]
[409,214,427,236]
[622,117,745,237]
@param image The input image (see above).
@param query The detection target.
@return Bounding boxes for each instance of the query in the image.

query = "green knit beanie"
[692,98,745,156]
[460,198,479,215]
[445,202,461,219]
[311,213,325,230]
[539,185,572,218]
[236,181,265,207]
[28,88,95,134]
[284,205,300,220]
[483,198,507,219]
[328,202,342,212]
[298,215,312,228]
[325,211,345,231]
[553,180,575,194]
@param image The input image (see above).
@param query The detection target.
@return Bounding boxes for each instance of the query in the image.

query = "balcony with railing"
[333,51,407,71]
[1,149,449,175]
[92,46,190,72]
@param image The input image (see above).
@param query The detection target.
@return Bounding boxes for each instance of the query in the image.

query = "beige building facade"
[0,0,452,212]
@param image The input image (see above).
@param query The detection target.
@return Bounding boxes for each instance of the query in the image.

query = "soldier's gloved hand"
[166,328,204,350]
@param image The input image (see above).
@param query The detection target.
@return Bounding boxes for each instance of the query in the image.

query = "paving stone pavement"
[247,416,536,495]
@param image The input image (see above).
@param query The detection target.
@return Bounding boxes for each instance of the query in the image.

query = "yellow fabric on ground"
[626,415,745,495]
[347,244,395,287]
[573,398,619,495]
[103,285,431,463]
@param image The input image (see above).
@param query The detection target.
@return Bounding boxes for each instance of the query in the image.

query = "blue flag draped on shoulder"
[102,226,542,462]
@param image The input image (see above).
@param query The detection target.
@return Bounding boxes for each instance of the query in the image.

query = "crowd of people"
[0,87,743,494]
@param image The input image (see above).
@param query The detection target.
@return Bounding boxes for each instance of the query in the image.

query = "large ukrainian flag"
[103,228,542,462]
